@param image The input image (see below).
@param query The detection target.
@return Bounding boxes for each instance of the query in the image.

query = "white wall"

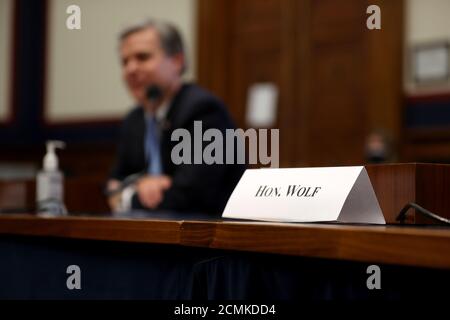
[0,0,13,122]
[46,0,197,122]
[406,0,450,44]
[405,0,450,92]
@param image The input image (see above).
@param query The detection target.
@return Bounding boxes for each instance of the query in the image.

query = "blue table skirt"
[0,235,448,300]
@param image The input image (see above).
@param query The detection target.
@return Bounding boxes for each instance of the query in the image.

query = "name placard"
[222,166,385,224]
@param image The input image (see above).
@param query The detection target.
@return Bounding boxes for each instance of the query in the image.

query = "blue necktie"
[145,115,162,175]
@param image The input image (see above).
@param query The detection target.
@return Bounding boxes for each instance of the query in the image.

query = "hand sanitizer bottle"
[36,141,67,215]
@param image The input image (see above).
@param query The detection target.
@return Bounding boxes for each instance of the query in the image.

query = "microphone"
[104,171,146,197]
[146,85,162,103]
[146,84,171,130]
[104,86,164,200]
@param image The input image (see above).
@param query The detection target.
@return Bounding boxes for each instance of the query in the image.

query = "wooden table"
[1,213,449,270]
[2,163,450,299]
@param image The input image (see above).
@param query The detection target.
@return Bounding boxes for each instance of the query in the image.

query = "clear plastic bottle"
[36,141,67,215]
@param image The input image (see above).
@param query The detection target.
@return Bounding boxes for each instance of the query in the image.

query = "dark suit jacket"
[110,83,245,215]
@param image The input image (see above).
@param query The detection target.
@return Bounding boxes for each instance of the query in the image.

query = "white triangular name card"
[222,166,385,224]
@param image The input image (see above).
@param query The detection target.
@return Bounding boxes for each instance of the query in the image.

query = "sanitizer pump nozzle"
[43,141,65,171]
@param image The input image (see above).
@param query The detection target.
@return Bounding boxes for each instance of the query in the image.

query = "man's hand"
[106,179,122,212]
[136,175,172,209]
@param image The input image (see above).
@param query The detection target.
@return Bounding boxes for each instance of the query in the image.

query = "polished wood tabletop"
[1,212,449,270]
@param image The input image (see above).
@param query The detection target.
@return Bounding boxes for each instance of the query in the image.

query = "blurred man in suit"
[107,20,244,215]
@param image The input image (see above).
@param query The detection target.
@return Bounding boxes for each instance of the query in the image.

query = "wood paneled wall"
[197,0,404,167]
